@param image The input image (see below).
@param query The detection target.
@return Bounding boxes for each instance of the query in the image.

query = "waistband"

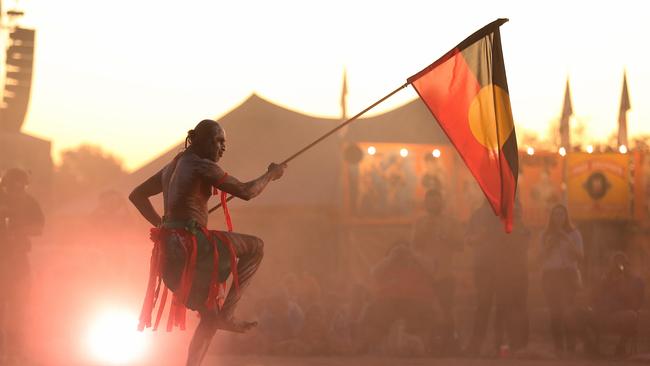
[160,218,205,235]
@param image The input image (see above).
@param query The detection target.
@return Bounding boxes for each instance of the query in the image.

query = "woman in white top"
[538,204,584,356]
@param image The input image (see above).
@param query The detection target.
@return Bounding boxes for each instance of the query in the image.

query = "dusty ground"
[201,355,650,366]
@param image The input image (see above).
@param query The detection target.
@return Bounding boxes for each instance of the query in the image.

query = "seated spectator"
[257,289,305,344]
[358,241,434,354]
[298,304,330,355]
[282,271,322,310]
[577,252,645,358]
[326,282,371,355]
[328,302,356,355]
[381,318,427,357]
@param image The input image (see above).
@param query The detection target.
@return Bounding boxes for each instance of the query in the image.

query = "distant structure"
[559,77,573,152]
[340,68,347,120]
[617,71,631,151]
[0,1,52,202]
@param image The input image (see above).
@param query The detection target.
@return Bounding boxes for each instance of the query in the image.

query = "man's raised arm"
[216,163,286,201]
[129,170,163,227]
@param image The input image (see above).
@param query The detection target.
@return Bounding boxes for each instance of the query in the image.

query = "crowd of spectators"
[215,192,646,360]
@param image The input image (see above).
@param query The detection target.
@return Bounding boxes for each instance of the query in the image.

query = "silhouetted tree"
[54,144,127,203]
[632,135,650,152]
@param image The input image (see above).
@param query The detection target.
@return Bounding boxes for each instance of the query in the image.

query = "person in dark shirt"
[463,201,505,356]
[0,168,45,364]
[578,251,644,358]
[538,204,583,357]
[494,201,531,354]
[411,189,462,354]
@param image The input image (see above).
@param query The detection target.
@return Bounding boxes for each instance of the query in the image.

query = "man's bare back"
[162,151,227,227]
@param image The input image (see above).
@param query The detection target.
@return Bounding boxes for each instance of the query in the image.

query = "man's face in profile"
[200,125,226,162]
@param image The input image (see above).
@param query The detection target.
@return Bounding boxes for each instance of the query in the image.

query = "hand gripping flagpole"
[208,81,409,214]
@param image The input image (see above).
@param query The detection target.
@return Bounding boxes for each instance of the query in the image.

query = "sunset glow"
[13,0,650,171]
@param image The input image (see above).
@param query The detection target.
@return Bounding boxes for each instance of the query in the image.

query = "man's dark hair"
[185,119,221,148]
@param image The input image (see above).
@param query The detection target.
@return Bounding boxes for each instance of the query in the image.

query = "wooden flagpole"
[208,81,409,213]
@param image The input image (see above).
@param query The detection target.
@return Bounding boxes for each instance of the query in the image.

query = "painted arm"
[129,170,163,227]
[216,163,286,201]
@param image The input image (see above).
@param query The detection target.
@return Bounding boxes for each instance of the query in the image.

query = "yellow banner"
[567,153,631,220]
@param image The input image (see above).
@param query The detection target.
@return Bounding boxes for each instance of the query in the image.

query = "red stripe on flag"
[411,49,504,216]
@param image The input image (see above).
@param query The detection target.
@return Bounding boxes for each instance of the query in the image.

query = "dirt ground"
[202,355,650,366]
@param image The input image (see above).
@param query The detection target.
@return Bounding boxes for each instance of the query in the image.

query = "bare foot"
[215,316,258,333]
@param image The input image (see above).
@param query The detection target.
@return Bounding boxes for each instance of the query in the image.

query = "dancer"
[130,119,286,365]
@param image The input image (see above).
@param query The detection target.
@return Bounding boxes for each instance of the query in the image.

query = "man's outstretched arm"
[129,170,163,227]
[216,163,286,201]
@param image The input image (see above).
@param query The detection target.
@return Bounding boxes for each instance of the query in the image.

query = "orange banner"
[634,151,650,224]
[343,147,645,225]
[517,152,564,226]
[343,142,461,222]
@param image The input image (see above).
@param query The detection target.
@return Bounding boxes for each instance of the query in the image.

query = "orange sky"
[11,0,650,171]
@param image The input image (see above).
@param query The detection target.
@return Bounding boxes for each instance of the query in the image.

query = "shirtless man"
[129,119,286,366]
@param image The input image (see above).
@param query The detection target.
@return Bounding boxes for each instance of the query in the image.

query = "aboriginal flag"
[408,18,518,232]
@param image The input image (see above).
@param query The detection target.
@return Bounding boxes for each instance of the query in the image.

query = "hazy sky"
[12,0,650,170]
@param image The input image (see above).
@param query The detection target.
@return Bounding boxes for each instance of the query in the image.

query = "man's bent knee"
[235,234,264,261]
[249,235,264,257]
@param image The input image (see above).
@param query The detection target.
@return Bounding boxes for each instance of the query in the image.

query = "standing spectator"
[494,201,531,354]
[0,168,45,364]
[411,189,462,354]
[577,252,644,358]
[464,201,505,356]
[538,204,583,357]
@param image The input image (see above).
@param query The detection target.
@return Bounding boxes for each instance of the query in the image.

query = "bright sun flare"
[85,309,150,365]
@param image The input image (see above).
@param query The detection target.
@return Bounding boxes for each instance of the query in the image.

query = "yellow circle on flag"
[468,85,514,150]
